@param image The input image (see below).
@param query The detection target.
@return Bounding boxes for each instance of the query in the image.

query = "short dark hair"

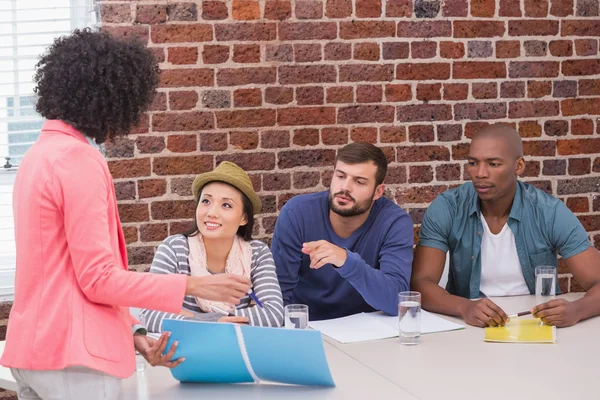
[335,142,388,185]
[34,28,159,144]
[184,182,255,241]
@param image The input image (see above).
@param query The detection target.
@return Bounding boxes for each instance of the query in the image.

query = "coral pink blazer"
[1,120,187,378]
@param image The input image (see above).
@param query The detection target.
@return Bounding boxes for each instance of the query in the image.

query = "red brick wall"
[96,0,600,294]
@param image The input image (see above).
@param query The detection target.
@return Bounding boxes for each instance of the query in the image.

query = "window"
[0,0,96,300]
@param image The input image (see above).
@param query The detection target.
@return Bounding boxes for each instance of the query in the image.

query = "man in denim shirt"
[412,124,600,328]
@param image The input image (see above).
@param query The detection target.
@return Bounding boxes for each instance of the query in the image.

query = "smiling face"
[327,160,384,217]
[196,182,248,240]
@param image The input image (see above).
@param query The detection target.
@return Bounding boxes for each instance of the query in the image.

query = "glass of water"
[535,266,556,305]
[398,291,421,345]
[284,304,309,329]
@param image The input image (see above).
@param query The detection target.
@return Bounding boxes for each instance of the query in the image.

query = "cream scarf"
[187,234,253,313]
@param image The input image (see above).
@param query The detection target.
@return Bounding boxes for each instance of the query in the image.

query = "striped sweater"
[140,235,284,331]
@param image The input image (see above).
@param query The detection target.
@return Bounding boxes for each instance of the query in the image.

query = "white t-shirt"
[479,215,530,297]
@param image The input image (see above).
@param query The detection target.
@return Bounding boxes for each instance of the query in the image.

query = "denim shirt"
[419,181,591,299]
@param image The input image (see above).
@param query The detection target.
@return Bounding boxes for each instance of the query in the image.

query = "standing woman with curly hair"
[0,29,251,400]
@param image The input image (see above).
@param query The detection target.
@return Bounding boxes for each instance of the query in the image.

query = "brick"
[102,3,133,23]
[558,177,600,195]
[108,159,151,179]
[324,42,352,60]
[524,40,548,57]
[167,134,197,153]
[454,21,505,38]
[453,62,506,79]
[569,158,591,175]
[437,124,462,141]
[234,88,262,107]
[397,63,450,80]
[150,92,167,112]
[229,131,258,150]
[386,0,413,17]
[595,195,600,210]
[280,22,336,40]
[265,87,293,104]
[139,223,168,242]
[409,165,434,183]
[279,65,336,84]
[549,40,573,57]
[340,21,396,39]
[576,0,599,16]
[356,0,382,17]
[351,127,378,143]
[327,86,354,103]
[168,47,198,65]
[232,0,260,20]
[135,5,166,24]
[572,119,594,135]
[278,107,336,126]
[138,179,167,199]
[443,83,468,100]
[217,153,275,171]
[499,0,521,16]
[468,41,493,58]
[264,0,292,20]
[129,246,157,265]
[500,81,525,98]
[105,136,134,159]
[509,101,559,118]
[472,83,497,99]
[519,121,542,137]
[322,127,349,145]
[200,132,227,151]
[151,200,196,220]
[357,85,383,103]
[561,98,600,116]
[167,3,198,21]
[218,67,276,86]
[566,197,589,213]
[455,102,507,120]
[295,43,322,62]
[436,163,461,181]
[265,44,293,62]
[122,226,138,244]
[411,41,437,59]
[527,81,552,98]
[508,20,559,36]
[397,21,451,38]
[202,45,229,64]
[385,84,412,101]
[416,83,442,101]
[397,185,449,204]
[215,23,276,41]
[558,138,600,155]
[523,160,540,177]
[338,105,395,123]
[114,181,136,201]
[293,171,321,189]
[381,165,404,184]
[522,140,556,156]
[293,128,320,146]
[509,61,559,78]
[496,40,520,58]
[136,136,165,154]
[409,125,435,142]
[414,0,441,17]
[216,109,276,128]
[579,216,600,232]
[169,91,198,110]
[354,42,380,61]
[154,111,213,132]
[471,0,495,17]
[295,0,324,19]
[550,0,573,16]
[160,69,213,87]
[233,44,260,63]
[544,120,569,137]
[542,159,566,176]
[326,0,352,17]
[151,24,212,43]
[341,64,394,82]
[380,126,407,143]
[118,204,149,223]
[277,192,297,211]
[440,41,465,58]
[153,155,213,176]
[383,42,410,59]
[296,86,324,105]
[579,79,600,95]
[171,177,195,197]
[262,172,291,191]
[397,145,451,162]
[524,0,548,16]
[261,130,290,148]
[278,149,336,168]
[575,39,598,56]
[201,90,230,108]
[442,0,468,16]
[553,81,577,98]
[464,122,490,138]
[202,1,228,19]
[101,26,149,43]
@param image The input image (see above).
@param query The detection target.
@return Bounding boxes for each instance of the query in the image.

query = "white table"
[324,293,598,400]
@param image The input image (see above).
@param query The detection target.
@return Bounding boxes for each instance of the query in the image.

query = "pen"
[210,305,235,317]
[507,311,532,318]
[248,289,263,308]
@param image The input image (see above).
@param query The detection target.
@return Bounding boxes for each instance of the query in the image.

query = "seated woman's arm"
[234,242,284,327]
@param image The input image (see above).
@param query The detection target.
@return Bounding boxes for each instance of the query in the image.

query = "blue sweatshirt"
[271,191,414,321]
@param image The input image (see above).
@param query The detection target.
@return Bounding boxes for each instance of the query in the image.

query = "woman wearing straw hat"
[141,161,284,330]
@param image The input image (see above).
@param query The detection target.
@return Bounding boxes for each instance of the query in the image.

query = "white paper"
[309,310,465,343]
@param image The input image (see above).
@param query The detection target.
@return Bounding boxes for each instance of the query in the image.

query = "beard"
[328,189,375,217]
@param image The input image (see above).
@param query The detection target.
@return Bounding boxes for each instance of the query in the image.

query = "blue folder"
[162,319,335,387]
